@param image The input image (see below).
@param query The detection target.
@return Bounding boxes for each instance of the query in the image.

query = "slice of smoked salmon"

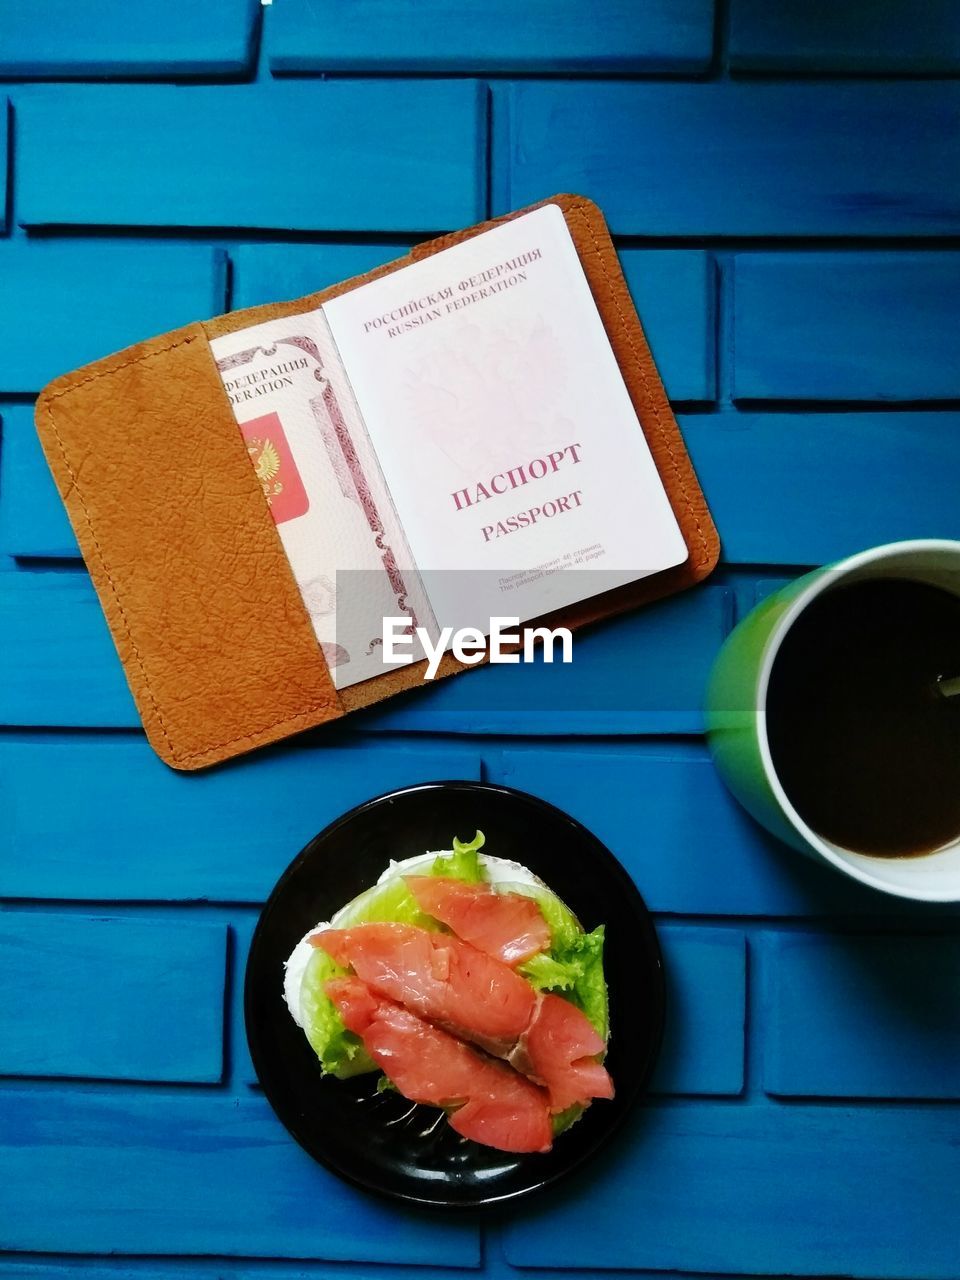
[403,875,551,966]
[312,921,536,1048]
[316,923,613,1114]
[514,991,615,1113]
[324,975,379,1035]
[325,977,553,1153]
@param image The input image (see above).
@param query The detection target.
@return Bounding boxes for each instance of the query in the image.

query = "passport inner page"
[210,313,435,689]
[321,203,688,633]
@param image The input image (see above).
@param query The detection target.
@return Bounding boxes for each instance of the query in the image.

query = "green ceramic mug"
[705,539,960,902]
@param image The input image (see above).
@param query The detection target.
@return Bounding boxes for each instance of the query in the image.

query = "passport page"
[321,203,688,633]
[211,312,435,688]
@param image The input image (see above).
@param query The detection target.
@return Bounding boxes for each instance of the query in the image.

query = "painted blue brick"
[684,412,960,566]
[0,738,481,901]
[729,0,960,73]
[733,254,960,402]
[619,251,715,402]
[0,913,225,1083]
[0,1266,479,1280]
[230,913,260,1087]
[500,82,960,235]
[0,0,259,77]
[0,1267,487,1280]
[0,1265,483,1280]
[503,1102,960,1277]
[231,242,408,310]
[484,1251,757,1280]
[653,927,746,1096]
[0,241,227,394]
[358,586,732,736]
[17,82,488,232]
[764,933,960,1100]
[0,404,77,559]
[0,573,135,726]
[491,744,959,918]
[0,99,6,232]
[266,0,715,73]
[0,1090,479,1263]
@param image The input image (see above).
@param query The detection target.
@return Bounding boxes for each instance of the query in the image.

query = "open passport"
[212,203,688,690]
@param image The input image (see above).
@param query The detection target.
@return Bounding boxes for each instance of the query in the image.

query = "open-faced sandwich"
[283,832,612,1154]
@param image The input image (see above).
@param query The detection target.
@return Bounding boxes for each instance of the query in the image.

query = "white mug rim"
[754,538,960,901]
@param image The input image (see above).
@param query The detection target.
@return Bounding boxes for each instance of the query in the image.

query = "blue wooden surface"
[1,1091,480,1263]
[621,251,716,403]
[0,739,482,901]
[728,1,960,74]
[0,0,259,78]
[652,927,746,1096]
[684,411,960,565]
[265,0,716,74]
[764,933,960,1100]
[0,241,227,394]
[16,83,488,231]
[733,254,960,402]
[499,81,960,236]
[0,97,7,233]
[232,241,408,310]
[0,913,226,1082]
[0,403,77,558]
[0,573,138,725]
[2,6,959,1279]
[502,1104,960,1277]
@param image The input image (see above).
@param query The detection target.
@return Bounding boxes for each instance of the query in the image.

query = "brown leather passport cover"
[35,195,720,770]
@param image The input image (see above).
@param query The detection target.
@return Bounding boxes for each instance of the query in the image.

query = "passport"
[212,203,685,686]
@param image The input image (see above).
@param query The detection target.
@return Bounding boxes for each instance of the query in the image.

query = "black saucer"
[244,780,665,1208]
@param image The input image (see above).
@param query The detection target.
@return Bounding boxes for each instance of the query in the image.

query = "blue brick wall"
[2,4,959,1277]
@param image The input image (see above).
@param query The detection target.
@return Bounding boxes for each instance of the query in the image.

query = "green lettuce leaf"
[519,925,608,1040]
[334,872,433,929]
[299,948,376,1078]
[568,926,609,1042]
[430,830,486,882]
[551,1103,586,1136]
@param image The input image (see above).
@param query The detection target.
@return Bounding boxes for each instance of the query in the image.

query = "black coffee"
[766,578,960,858]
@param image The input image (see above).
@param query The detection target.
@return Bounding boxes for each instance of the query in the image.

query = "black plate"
[244,780,665,1208]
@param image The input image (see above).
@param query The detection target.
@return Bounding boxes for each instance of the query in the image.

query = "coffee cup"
[706,539,960,901]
